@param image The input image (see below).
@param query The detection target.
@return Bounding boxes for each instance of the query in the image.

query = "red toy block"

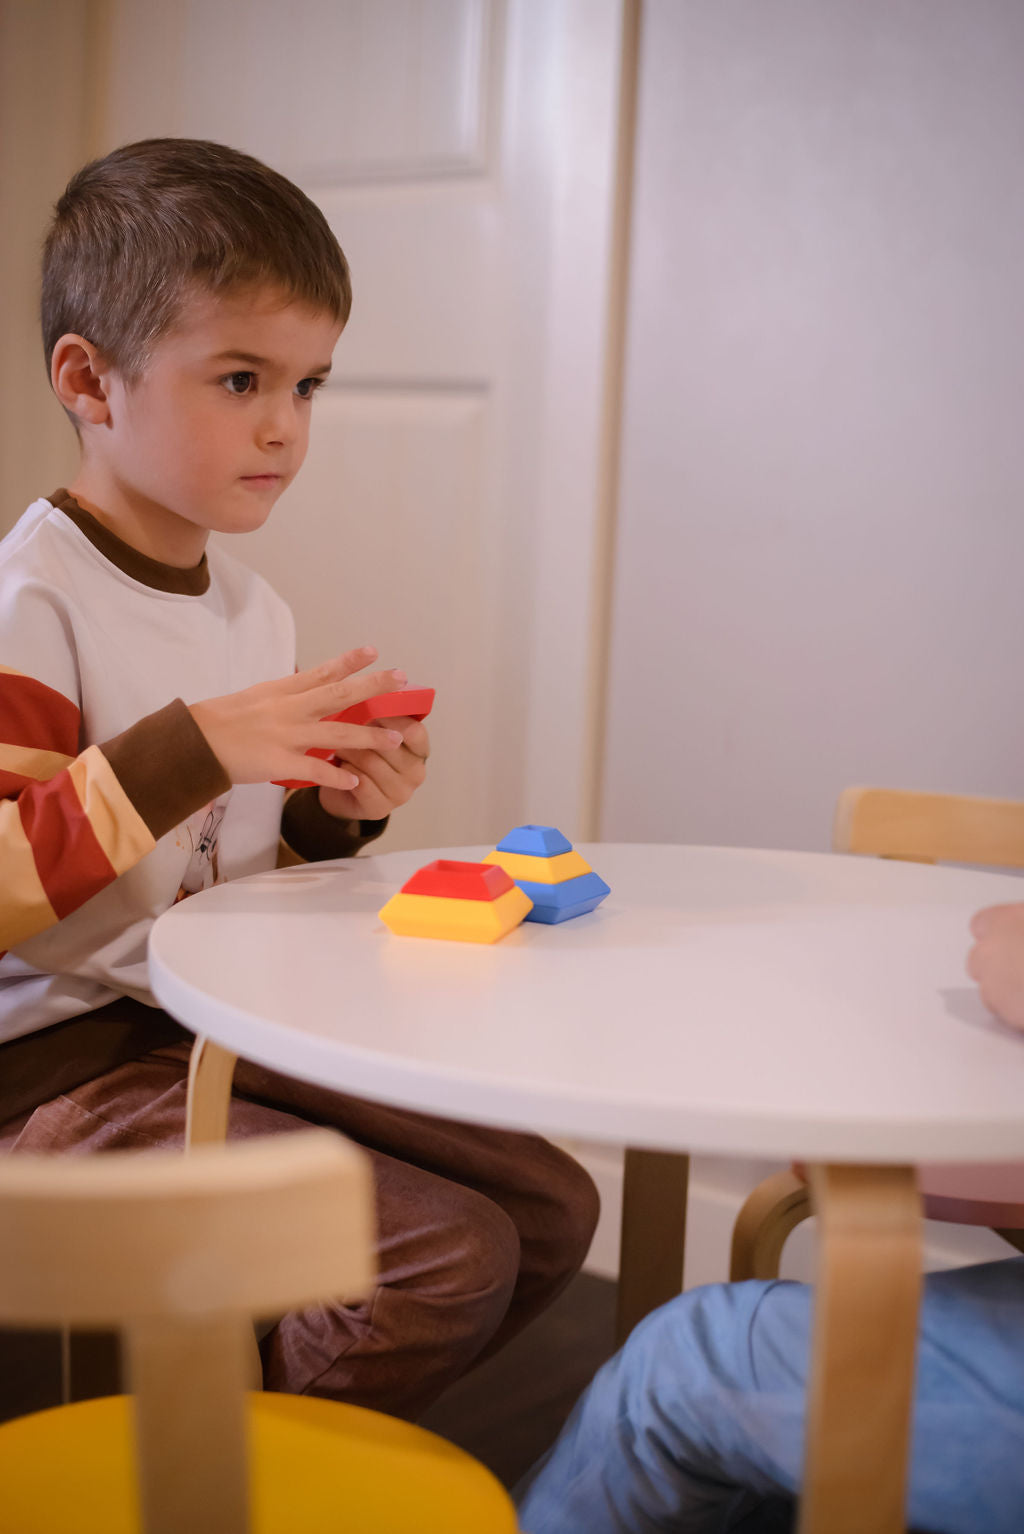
[401,860,515,901]
[336,686,434,727]
[274,684,435,789]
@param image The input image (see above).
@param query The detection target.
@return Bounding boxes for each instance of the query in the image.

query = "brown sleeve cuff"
[101,698,231,841]
[280,787,389,862]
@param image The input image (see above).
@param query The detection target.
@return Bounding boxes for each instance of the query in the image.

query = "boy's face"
[93,284,343,547]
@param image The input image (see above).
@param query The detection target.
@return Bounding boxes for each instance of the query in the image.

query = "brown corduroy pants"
[0,1037,599,1421]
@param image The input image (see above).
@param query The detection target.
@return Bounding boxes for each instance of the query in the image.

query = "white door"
[93,0,634,850]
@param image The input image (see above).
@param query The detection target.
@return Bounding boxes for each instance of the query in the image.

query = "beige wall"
[603,0,1024,852]
[0,0,100,526]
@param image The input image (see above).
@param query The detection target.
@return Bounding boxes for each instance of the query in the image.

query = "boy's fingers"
[296,756,360,792]
[306,666,408,717]
[313,724,403,754]
[333,757,393,811]
[291,646,379,693]
[344,733,428,774]
[342,743,427,799]
[373,717,430,760]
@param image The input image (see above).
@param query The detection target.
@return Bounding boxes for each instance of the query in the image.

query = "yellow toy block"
[379,885,533,943]
[482,848,592,885]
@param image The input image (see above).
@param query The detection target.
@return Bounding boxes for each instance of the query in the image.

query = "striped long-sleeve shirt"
[0,492,323,1048]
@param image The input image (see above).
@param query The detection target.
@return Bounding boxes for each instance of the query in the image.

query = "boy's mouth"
[239,474,283,488]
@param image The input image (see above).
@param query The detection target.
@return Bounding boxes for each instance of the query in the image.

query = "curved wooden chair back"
[833,785,1024,868]
[0,1129,374,1534]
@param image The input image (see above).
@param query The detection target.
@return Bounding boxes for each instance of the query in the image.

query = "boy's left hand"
[317,716,430,823]
[966,902,1024,1032]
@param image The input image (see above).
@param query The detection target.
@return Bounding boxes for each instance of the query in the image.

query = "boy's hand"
[967,903,1024,1032]
[189,646,408,791]
[318,716,430,823]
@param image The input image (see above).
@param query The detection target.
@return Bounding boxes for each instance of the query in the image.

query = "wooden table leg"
[183,1038,265,1387]
[798,1163,922,1534]
[615,1149,689,1346]
[185,1037,238,1150]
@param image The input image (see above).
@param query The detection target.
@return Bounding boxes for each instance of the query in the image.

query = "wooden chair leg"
[185,1036,237,1151]
[730,1169,812,1281]
[798,1163,922,1534]
[616,1149,689,1345]
[127,1317,252,1534]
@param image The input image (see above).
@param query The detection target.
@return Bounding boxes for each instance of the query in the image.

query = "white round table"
[149,842,1024,1162]
[149,843,1024,1534]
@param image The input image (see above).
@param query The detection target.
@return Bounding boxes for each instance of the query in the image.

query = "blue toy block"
[496,824,573,857]
[515,870,611,924]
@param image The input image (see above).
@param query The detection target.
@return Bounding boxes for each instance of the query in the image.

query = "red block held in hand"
[273,684,435,790]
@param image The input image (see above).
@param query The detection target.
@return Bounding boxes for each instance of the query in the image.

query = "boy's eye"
[295,377,326,400]
[223,371,255,395]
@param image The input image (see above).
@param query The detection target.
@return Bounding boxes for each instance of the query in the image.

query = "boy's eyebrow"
[210,349,333,374]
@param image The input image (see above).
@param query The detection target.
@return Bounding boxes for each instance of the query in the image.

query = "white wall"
[601,0,1024,853]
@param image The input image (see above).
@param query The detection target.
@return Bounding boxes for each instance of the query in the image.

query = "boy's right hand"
[189,646,407,790]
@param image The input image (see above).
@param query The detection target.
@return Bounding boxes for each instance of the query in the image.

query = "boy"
[0,138,598,1418]
[514,906,1024,1533]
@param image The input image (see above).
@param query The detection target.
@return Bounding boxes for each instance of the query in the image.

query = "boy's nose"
[259,395,300,448]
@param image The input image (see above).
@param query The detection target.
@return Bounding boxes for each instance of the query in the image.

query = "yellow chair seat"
[0,1391,519,1534]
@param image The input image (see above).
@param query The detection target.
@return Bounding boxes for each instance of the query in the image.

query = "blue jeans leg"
[515,1259,1024,1534]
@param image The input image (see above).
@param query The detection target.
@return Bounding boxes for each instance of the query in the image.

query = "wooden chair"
[0,1129,518,1534]
[731,785,1024,1286]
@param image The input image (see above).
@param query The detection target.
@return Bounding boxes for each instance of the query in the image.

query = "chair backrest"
[0,1129,374,1534]
[832,786,1024,868]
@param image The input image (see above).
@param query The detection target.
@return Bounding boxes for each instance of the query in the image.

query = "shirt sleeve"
[1,670,229,954]
[280,787,389,862]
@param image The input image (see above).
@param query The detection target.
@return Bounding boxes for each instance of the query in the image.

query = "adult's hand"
[967,903,1024,1032]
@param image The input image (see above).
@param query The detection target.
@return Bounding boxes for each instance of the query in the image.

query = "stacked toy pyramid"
[378,859,533,943]
[483,825,610,924]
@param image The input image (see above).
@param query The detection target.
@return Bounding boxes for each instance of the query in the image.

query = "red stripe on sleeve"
[0,672,80,756]
[0,769,32,799]
[17,771,117,921]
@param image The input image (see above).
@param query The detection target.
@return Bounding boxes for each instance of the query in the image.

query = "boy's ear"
[50,334,113,426]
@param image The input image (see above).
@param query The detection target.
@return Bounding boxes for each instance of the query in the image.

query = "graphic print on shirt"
[173,793,230,903]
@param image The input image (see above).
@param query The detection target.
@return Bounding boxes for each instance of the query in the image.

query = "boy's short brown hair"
[41,138,351,380]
